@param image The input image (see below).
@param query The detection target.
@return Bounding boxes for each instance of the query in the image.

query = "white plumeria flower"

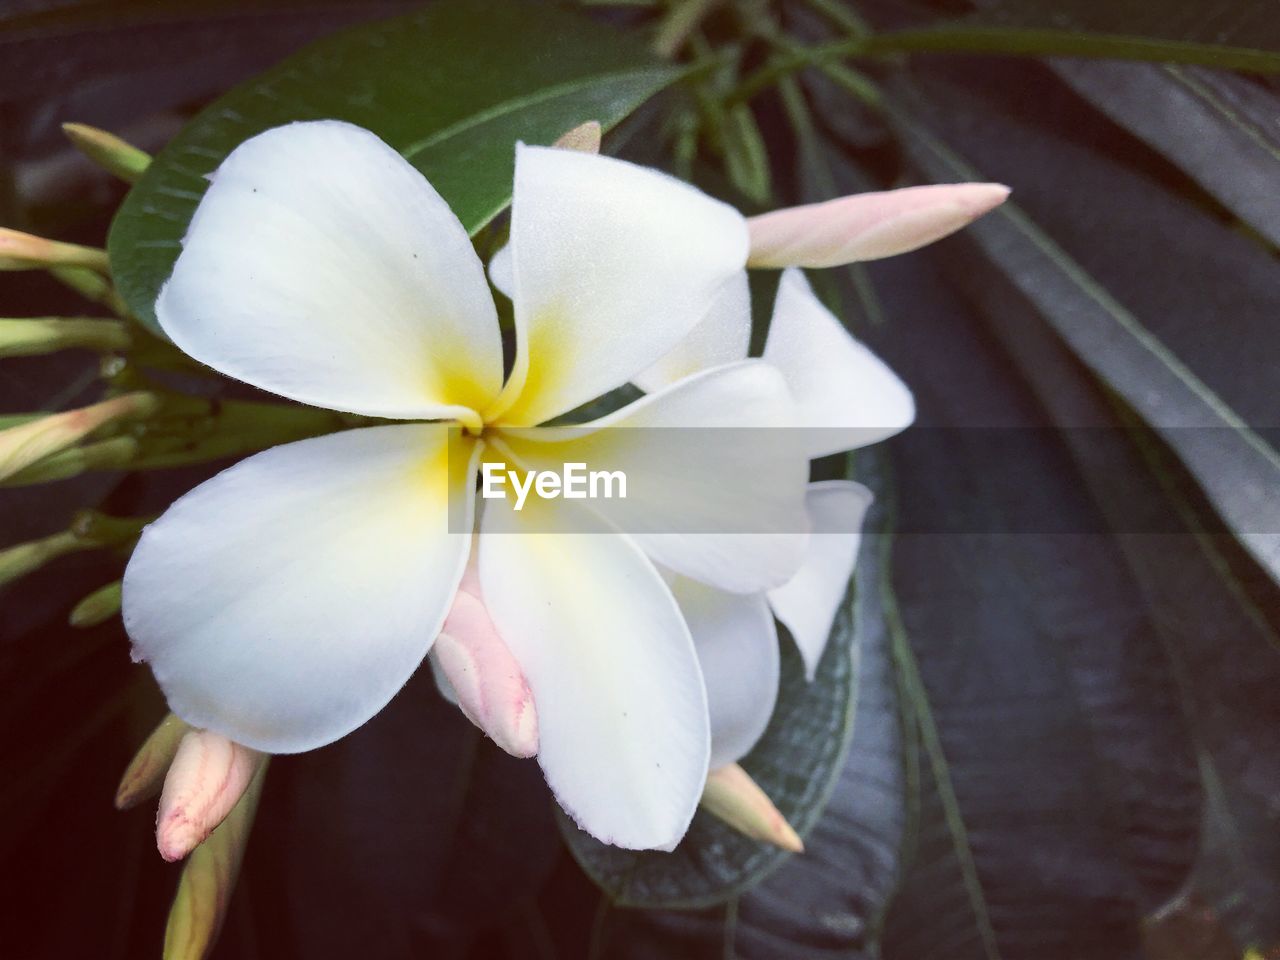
[121,120,818,852]
[490,255,916,772]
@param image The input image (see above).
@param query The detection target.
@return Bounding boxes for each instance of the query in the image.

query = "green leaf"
[558,516,867,909]
[107,0,682,332]
[720,105,772,206]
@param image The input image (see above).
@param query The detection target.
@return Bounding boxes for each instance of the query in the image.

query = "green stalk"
[0,317,130,357]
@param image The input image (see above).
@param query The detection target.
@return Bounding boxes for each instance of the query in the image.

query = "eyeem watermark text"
[481,461,627,511]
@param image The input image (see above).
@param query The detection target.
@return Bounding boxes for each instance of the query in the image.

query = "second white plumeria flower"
[122,120,814,852]
[636,267,912,771]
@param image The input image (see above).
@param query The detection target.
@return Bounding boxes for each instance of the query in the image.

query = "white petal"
[667,574,779,769]
[122,425,478,753]
[478,495,709,851]
[768,481,871,679]
[489,144,748,426]
[764,268,914,457]
[488,243,513,299]
[495,361,811,593]
[633,270,751,392]
[158,121,502,420]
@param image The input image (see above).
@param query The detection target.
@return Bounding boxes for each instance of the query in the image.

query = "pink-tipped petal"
[747,182,1010,268]
[155,731,263,862]
[434,563,539,758]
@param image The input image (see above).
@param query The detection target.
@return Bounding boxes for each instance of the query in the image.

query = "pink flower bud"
[701,763,803,852]
[746,182,1010,268]
[0,391,157,482]
[434,563,538,758]
[155,730,263,862]
[164,762,267,960]
[0,227,111,272]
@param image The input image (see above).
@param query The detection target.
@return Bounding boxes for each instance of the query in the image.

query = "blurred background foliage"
[2,1,1280,958]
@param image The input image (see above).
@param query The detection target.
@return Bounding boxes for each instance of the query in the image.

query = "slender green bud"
[115,714,192,809]
[0,317,129,358]
[700,763,803,852]
[0,391,158,482]
[3,436,139,486]
[0,413,39,430]
[69,508,151,544]
[0,510,148,588]
[0,228,111,274]
[70,579,123,628]
[163,762,267,960]
[0,530,82,587]
[62,123,152,183]
[49,266,128,316]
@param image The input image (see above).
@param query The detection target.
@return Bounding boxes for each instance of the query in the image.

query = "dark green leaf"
[107,0,681,332]
[884,75,1280,594]
[882,62,1280,945]
[1053,61,1280,248]
[864,251,1202,960]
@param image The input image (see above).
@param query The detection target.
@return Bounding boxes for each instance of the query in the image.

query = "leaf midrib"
[400,65,682,159]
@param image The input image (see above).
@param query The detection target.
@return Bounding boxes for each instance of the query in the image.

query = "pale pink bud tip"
[0,391,158,483]
[701,764,804,853]
[156,731,263,862]
[552,120,602,154]
[0,227,111,273]
[434,565,539,758]
[747,182,1010,269]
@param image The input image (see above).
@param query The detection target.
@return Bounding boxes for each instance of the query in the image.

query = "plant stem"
[1,436,139,486]
[729,35,879,107]
[49,266,129,316]
[652,0,720,59]
[776,75,885,326]
[802,0,872,38]
[864,25,1280,73]
[0,317,130,357]
[0,511,150,588]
